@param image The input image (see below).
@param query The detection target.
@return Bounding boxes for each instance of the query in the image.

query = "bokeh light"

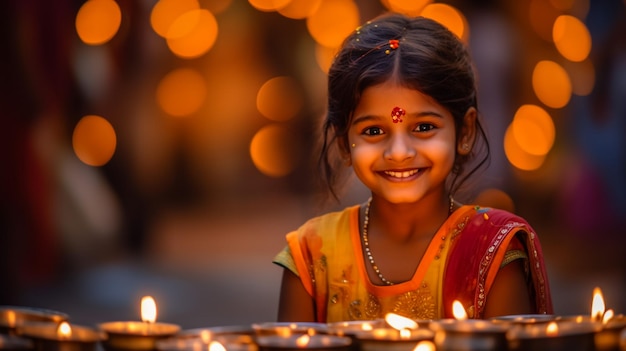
[256,76,304,122]
[166,9,219,59]
[72,115,117,167]
[553,15,591,62]
[277,0,322,19]
[250,124,300,177]
[306,0,360,48]
[504,122,547,171]
[382,0,431,16]
[475,188,515,213]
[532,60,572,108]
[248,0,292,12]
[156,68,207,117]
[150,0,200,38]
[420,3,468,42]
[75,0,121,45]
[511,104,555,156]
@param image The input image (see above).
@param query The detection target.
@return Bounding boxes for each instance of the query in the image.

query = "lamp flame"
[295,334,310,348]
[208,341,226,351]
[591,287,605,321]
[141,296,157,323]
[452,300,468,320]
[546,321,558,336]
[413,340,436,351]
[57,322,72,339]
[385,313,418,330]
[602,309,614,324]
[362,322,373,331]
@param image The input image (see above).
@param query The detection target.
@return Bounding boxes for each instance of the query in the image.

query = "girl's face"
[347,81,458,204]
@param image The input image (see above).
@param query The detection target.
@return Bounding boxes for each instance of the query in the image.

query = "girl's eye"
[363,127,384,136]
[416,123,436,132]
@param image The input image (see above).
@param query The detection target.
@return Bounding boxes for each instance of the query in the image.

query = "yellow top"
[273,204,471,322]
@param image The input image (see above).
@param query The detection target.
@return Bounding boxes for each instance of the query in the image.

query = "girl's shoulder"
[460,205,529,225]
[292,204,360,238]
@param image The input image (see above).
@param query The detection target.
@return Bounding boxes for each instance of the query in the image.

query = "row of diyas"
[0,296,179,351]
[2,288,626,351]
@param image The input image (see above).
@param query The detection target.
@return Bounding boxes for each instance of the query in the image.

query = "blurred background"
[1,0,625,329]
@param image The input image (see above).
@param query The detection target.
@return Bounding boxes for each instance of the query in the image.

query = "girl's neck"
[365,194,450,242]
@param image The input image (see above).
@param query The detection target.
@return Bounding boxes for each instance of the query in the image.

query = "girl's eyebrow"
[352,110,445,124]
[407,111,445,119]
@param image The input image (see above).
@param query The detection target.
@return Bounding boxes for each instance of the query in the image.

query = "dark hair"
[318,12,490,201]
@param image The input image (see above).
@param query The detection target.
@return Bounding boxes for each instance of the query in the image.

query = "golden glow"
[504,124,546,171]
[150,0,200,38]
[306,0,360,48]
[452,300,468,320]
[546,322,559,336]
[75,0,121,45]
[57,322,72,339]
[257,76,303,122]
[414,341,436,351]
[72,115,117,167]
[532,60,572,108]
[156,68,207,117]
[6,311,16,328]
[511,104,555,156]
[278,0,322,19]
[295,334,310,348]
[475,188,515,213]
[276,326,293,337]
[591,287,605,321]
[384,0,431,16]
[385,313,418,330]
[200,330,212,343]
[553,15,592,62]
[249,0,292,12]
[209,341,226,351]
[141,296,157,323]
[166,9,219,59]
[250,124,299,177]
[420,3,468,42]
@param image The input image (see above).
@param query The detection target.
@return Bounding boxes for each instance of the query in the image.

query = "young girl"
[273,13,553,322]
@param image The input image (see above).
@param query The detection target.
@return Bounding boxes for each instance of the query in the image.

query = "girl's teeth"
[385,169,418,178]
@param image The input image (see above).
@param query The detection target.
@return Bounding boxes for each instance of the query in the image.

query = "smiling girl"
[273,13,553,322]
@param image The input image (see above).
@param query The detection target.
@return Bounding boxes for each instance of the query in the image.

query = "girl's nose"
[384,133,416,162]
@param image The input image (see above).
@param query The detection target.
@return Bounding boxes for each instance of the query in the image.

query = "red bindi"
[391,106,405,123]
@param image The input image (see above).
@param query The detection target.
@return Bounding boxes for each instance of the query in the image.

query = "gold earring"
[351,143,356,148]
[462,143,469,150]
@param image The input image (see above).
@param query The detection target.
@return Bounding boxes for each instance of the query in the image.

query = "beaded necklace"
[361,197,455,286]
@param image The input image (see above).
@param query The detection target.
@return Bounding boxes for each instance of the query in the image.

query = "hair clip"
[385,39,400,54]
[391,106,405,123]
